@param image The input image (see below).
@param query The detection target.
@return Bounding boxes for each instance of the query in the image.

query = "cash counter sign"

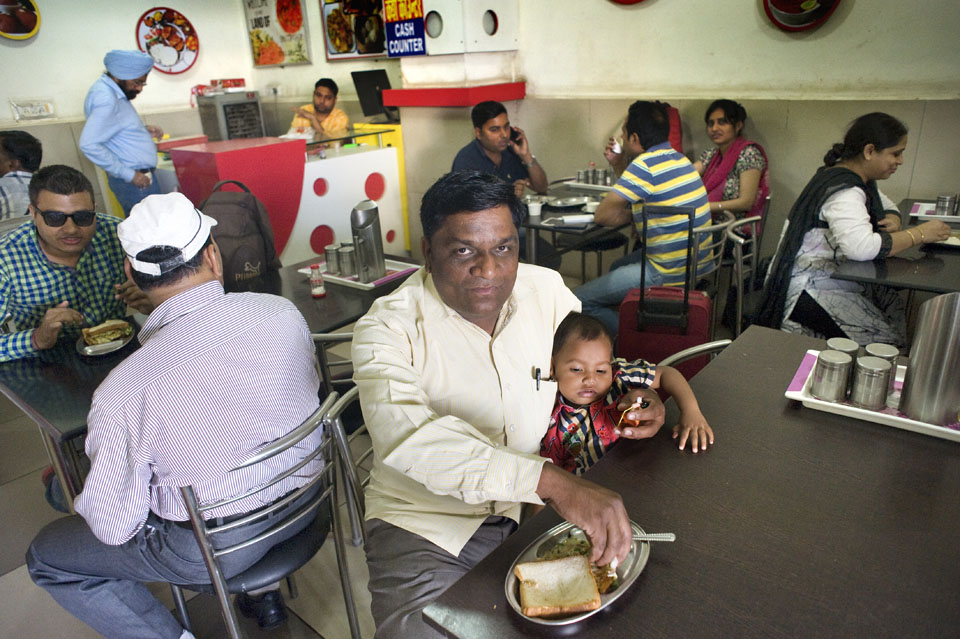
[384,0,425,57]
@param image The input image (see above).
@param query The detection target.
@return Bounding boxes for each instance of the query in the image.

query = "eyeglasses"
[128,79,148,88]
[36,209,97,227]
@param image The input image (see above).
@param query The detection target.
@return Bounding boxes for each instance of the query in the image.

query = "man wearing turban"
[79,50,164,214]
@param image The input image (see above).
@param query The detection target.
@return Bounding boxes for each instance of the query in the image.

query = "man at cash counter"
[288,77,350,136]
[352,170,665,638]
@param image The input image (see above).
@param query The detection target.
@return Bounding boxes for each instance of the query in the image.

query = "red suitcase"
[616,205,713,380]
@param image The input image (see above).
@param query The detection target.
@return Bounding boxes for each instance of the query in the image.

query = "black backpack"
[199,180,282,291]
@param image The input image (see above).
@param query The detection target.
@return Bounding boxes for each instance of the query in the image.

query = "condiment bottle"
[309,263,326,298]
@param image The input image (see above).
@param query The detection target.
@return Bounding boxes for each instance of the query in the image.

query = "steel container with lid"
[810,350,853,403]
[324,243,340,275]
[338,245,356,278]
[826,337,860,397]
[350,200,387,283]
[865,343,899,406]
[850,356,892,411]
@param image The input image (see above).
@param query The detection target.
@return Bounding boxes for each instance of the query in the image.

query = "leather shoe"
[235,590,288,630]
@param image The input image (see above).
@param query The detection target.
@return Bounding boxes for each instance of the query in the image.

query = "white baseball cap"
[118,193,218,276]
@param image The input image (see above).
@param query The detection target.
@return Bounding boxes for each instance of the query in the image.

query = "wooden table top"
[424,326,960,639]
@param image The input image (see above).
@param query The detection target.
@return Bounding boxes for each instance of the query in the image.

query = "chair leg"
[286,574,298,600]
[580,250,587,283]
[169,584,191,632]
[596,250,603,277]
[341,461,365,547]
[332,458,363,639]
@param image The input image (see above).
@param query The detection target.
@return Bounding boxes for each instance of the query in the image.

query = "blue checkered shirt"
[0,214,127,362]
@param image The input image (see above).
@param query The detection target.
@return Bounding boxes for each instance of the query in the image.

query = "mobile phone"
[510,127,522,144]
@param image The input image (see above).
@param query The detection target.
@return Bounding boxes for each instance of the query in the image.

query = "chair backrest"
[323,386,370,546]
[179,392,342,636]
[693,210,734,290]
[726,216,763,337]
[659,339,731,368]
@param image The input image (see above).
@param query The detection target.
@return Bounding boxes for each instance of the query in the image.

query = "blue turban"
[103,50,155,80]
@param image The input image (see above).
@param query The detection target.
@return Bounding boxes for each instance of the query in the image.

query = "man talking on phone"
[452,100,548,198]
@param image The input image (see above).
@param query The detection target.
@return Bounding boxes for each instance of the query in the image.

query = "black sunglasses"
[36,209,97,227]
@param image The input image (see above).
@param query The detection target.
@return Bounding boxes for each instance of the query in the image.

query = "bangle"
[905,229,918,246]
[918,228,926,243]
[523,155,537,168]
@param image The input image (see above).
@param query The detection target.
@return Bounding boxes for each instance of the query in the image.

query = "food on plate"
[539,530,619,594]
[514,555,602,618]
[276,0,303,33]
[82,319,133,346]
[326,7,353,53]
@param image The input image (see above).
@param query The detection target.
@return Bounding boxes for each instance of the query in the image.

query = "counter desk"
[171,126,408,267]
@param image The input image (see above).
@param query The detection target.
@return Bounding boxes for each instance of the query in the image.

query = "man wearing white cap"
[26,193,323,638]
[79,50,165,214]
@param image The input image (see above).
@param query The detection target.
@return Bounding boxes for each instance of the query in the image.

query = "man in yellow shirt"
[287,78,349,136]
[352,170,666,638]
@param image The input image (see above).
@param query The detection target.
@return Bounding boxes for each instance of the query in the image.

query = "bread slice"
[514,554,602,617]
[82,319,132,346]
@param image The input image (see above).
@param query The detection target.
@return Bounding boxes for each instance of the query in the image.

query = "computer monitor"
[351,69,399,123]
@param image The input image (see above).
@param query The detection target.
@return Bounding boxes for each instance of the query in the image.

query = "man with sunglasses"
[79,50,164,215]
[0,165,152,362]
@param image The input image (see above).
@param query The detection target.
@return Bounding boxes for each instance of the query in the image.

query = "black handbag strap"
[634,205,696,331]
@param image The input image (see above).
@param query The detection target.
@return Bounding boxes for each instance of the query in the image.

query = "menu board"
[243,0,311,67]
[321,0,386,61]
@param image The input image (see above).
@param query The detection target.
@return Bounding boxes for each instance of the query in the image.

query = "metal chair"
[692,211,735,338]
[169,392,362,639]
[659,339,732,368]
[312,332,354,397]
[311,333,367,547]
[325,386,371,548]
[725,216,764,337]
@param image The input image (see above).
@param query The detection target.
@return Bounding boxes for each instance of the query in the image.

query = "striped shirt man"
[74,280,321,545]
[0,214,127,362]
[0,170,32,220]
[614,141,712,285]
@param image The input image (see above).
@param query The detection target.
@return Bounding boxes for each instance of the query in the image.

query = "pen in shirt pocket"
[533,367,555,390]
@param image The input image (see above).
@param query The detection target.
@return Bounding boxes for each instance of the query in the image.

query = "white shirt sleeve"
[820,187,883,261]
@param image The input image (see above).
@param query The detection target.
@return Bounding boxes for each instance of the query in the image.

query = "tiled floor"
[0,390,377,639]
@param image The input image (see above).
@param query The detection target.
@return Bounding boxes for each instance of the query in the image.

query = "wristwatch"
[523,155,537,168]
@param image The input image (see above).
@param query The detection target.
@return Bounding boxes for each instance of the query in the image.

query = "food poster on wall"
[0,0,40,40]
[321,0,386,61]
[244,0,311,67]
[136,8,199,74]
[383,0,424,58]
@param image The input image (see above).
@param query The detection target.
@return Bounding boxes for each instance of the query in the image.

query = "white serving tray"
[784,349,960,443]
[908,202,960,223]
[298,259,418,291]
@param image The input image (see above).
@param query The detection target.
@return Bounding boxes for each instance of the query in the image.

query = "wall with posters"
[0,0,400,122]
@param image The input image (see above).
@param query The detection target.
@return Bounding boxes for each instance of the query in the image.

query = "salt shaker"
[309,264,326,299]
